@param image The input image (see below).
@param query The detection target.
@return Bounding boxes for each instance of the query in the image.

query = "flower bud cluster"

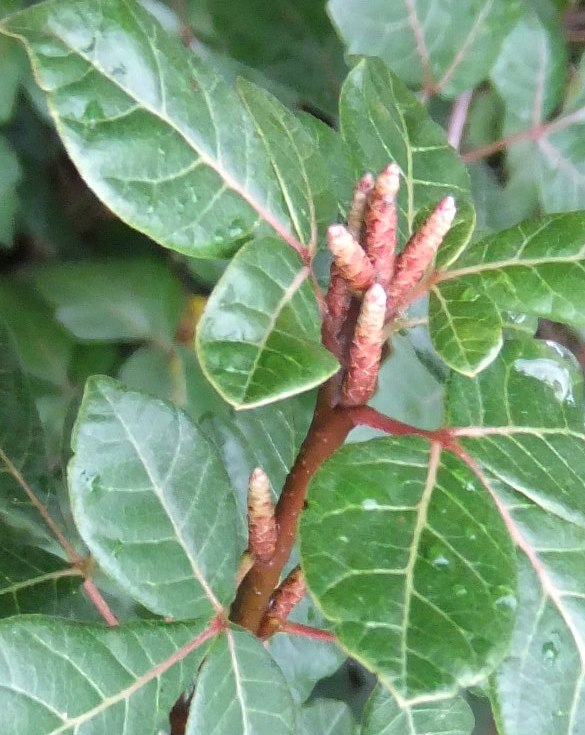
[325,164,456,407]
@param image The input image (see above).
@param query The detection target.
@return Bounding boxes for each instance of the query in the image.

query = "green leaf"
[0,280,73,389]
[186,626,297,735]
[268,594,345,704]
[0,135,21,248]
[433,212,585,373]
[491,5,567,133]
[0,527,80,617]
[300,699,357,735]
[300,436,516,700]
[207,0,346,116]
[445,340,585,735]
[361,684,474,735]
[339,59,473,247]
[0,35,22,122]
[329,0,521,98]
[196,236,338,409]
[2,0,326,256]
[119,343,314,525]
[236,78,337,244]
[429,279,502,376]
[0,615,214,735]
[69,376,241,619]
[0,322,56,540]
[32,258,184,345]
[489,5,578,214]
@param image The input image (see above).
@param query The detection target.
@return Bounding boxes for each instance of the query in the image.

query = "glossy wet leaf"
[0,528,80,617]
[186,627,297,735]
[339,59,473,248]
[300,435,516,700]
[196,236,338,409]
[32,258,184,345]
[329,0,521,97]
[300,699,357,735]
[446,340,585,735]
[361,684,474,735]
[0,615,214,735]
[433,212,585,373]
[69,376,240,619]
[2,0,326,257]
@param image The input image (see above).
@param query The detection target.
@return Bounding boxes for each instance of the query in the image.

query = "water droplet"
[338,536,349,543]
[465,526,477,541]
[361,498,380,510]
[227,218,246,239]
[112,540,123,558]
[514,357,574,404]
[429,545,450,568]
[110,63,127,79]
[542,639,559,664]
[464,481,477,493]
[495,593,517,612]
[453,584,467,597]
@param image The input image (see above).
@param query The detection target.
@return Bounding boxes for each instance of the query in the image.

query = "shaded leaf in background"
[0,135,21,248]
[0,615,214,735]
[361,683,474,735]
[300,698,357,735]
[32,258,184,346]
[339,59,473,248]
[0,322,58,541]
[2,0,330,256]
[187,626,297,735]
[0,280,73,389]
[301,435,516,700]
[196,236,338,409]
[431,212,585,374]
[489,3,579,214]
[69,376,241,619]
[207,0,346,117]
[329,0,521,98]
[268,594,345,704]
[0,35,22,122]
[0,526,80,617]
[446,340,585,735]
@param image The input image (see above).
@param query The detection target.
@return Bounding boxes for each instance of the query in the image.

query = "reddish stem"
[278,621,337,642]
[230,392,354,632]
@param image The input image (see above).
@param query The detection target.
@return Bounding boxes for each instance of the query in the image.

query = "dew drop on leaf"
[513,358,574,404]
[541,639,560,664]
[429,546,450,568]
[361,498,380,510]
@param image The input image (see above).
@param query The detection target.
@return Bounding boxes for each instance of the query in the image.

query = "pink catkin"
[324,265,352,357]
[340,284,387,407]
[327,224,375,292]
[364,163,400,292]
[259,566,306,636]
[347,172,375,239]
[387,196,456,315]
[247,468,277,564]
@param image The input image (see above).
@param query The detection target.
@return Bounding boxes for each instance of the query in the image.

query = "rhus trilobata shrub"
[1,1,585,734]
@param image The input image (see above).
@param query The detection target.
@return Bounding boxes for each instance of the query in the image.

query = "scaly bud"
[347,172,375,239]
[364,163,400,292]
[258,566,306,637]
[387,196,456,316]
[327,224,375,292]
[247,468,277,563]
[324,265,352,358]
[340,284,387,407]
